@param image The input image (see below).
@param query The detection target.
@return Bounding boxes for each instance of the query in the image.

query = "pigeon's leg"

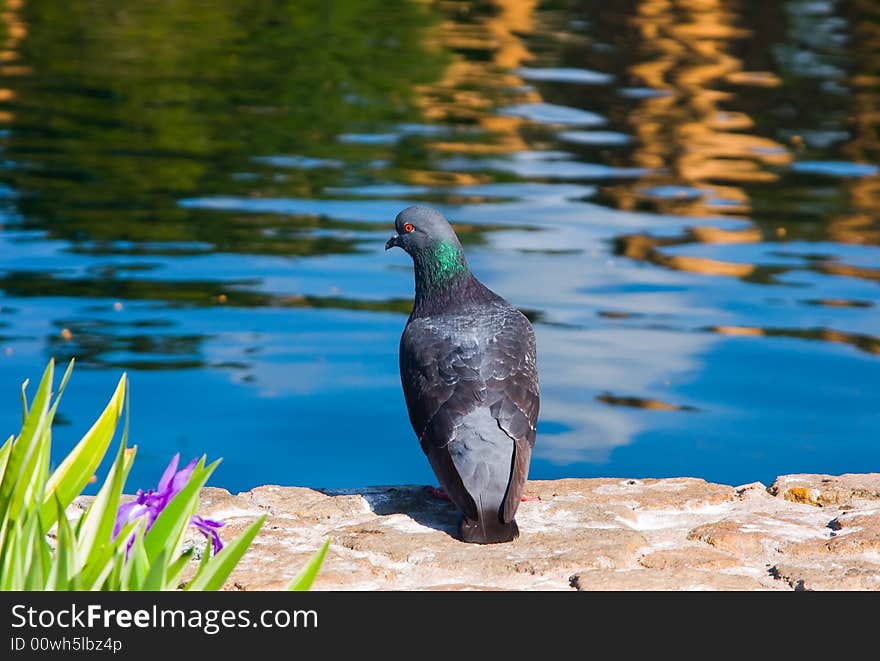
[520,494,540,502]
[426,486,452,502]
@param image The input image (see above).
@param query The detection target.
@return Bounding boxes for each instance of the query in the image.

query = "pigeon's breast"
[416,305,509,349]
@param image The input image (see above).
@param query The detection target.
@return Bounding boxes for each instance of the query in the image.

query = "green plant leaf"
[141,549,168,591]
[103,553,123,592]
[185,516,266,592]
[165,547,195,590]
[126,535,150,590]
[22,512,47,590]
[0,360,55,527]
[0,434,13,490]
[27,361,76,518]
[36,512,52,589]
[0,520,23,590]
[286,539,330,591]
[79,517,140,591]
[19,377,29,424]
[113,523,143,591]
[48,497,76,590]
[75,440,136,568]
[30,428,51,505]
[42,372,126,530]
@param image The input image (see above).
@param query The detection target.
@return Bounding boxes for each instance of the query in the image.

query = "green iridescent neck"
[432,241,467,282]
[413,240,469,296]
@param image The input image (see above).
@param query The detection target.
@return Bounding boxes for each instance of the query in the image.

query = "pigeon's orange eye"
[404,223,415,233]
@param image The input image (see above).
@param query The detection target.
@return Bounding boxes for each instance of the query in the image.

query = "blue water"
[0,0,878,493]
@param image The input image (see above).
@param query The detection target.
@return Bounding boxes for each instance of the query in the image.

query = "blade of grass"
[103,552,124,592]
[48,497,76,590]
[0,434,13,486]
[0,520,23,589]
[29,427,52,515]
[0,360,54,526]
[27,360,76,517]
[22,513,47,590]
[165,547,194,590]
[75,441,136,564]
[79,517,140,591]
[126,536,150,590]
[113,520,146,591]
[141,549,168,591]
[19,377,29,424]
[42,373,126,528]
[287,539,330,591]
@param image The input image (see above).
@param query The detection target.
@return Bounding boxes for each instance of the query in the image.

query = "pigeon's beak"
[385,235,400,251]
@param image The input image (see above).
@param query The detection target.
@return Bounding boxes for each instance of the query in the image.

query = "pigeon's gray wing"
[399,320,483,520]
[399,307,539,522]
[485,310,538,522]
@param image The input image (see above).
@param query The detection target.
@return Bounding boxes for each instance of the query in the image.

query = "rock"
[686,510,828,557]
[770,560,880,591]
[570,568,769,591]
[109,473,880,591]
[768,473,880,507]
[639,546,740,570]
[782,509,880,556]
[687,520,768,556]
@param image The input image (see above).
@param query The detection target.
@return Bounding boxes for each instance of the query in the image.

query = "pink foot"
[521,494,540,502]
[426,486,452,502]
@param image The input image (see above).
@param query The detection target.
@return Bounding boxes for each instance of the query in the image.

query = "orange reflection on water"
[709,325,880,356]
[415,0,538,157]
[596,392,696,412]
[615,228,758,278]
[0,0,27,124]
[830,0,880,247]
[687,225,762,244]
[608,0,791,219]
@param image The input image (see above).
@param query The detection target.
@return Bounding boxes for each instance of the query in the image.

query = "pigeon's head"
[385,205,463,257]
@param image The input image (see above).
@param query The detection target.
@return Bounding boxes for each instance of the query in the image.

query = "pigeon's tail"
[443,410,522,544]
[459,510,519,544]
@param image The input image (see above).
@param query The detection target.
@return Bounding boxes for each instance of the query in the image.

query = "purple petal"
[191,514,223,529]
[144,502,163,528]
[191,515,225,554]
[113,453,207,562]
[167,458,198,498]
[157,453,181,493]
[113,500,146,539]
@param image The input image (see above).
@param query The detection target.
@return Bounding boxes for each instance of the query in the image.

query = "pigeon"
[386,205,539,544]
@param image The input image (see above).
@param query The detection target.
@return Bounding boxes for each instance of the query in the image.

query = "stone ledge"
[184,473,880,591]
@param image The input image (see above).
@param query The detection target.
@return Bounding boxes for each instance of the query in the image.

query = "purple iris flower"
[113,453,225,555]
[190,515,224,555]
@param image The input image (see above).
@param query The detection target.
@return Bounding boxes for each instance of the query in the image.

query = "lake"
[0,0,878,493]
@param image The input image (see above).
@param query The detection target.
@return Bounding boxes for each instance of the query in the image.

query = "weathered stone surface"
[175,474,880,590]
[770,560,880,591]
[571,568,768,591]
[782,508,880,556]
[687,520,767,556]
[639,546,740,570]
[768,473,880,507]
[686,510,828,557]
